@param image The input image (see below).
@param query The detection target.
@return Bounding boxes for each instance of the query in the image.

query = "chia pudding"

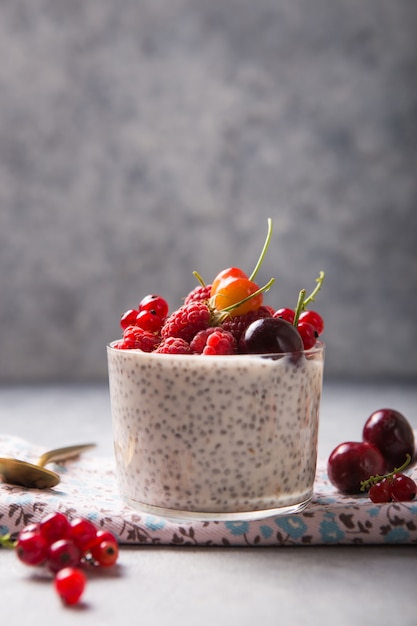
[107,342,324,521]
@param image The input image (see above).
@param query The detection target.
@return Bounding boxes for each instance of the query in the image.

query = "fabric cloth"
[0,434,416,546]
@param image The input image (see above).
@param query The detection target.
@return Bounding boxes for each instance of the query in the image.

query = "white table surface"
[0,381,416,625]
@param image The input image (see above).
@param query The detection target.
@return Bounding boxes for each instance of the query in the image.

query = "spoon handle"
[37,443,96,467]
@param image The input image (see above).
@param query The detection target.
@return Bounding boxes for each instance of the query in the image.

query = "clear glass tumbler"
[107,342,325,521]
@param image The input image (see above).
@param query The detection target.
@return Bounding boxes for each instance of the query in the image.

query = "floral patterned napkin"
[0,434,416,546]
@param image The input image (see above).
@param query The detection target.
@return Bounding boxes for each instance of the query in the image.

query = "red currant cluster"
[15,512,119,605]
[114,221,325,356]
[327,408,416,502]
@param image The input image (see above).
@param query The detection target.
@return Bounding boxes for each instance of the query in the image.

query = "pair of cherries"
[327,408,416,502]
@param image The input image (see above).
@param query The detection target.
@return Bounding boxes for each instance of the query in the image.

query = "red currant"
[297,321,318,350]
[120,309,139,330]
[16,530,48,566]
[90,539,119,567]
[48,538,81,573]
[39,512,70,545]
[273,308,295,324]
[54,567,86,605]
[139,294,169,320]
[368,478,392,503]
[298,310,324,335]
[390,473,417,501]
[69,517,98,552]
[135,309,164,333]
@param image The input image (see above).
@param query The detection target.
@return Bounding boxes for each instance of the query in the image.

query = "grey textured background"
[1,0,416,384]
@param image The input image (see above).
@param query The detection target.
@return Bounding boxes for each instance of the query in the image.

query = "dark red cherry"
[362,409,415,471]
[327,441,386,494]
[239,317,304,355]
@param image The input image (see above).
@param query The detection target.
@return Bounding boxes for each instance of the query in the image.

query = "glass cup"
[107,342,325,521]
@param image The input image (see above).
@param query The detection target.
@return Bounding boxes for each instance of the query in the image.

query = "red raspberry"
[190,327,237,355]
[155,337,192,354]
[122,326,160,352]
[221,306,272,343]
[184,284,212,305]
[161,302,211,343]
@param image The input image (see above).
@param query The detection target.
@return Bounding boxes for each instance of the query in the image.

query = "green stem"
[303,271,325,308]
[249,218,273,282]
[0,534,16,549]
[293,289,306,327]
[192,271,206,288]
[360,453,412,492]
[292,271,325,326]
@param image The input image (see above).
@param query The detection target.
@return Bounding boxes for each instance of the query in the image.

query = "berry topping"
[139,294,169,319]
[190,327,237,355]
[184,284,212,305]
[155,337,192,354]
[239,317,304,355]
[112,219,326,356]
[221,306,273,343]
[122,326,160,352]
[161,301,211,343]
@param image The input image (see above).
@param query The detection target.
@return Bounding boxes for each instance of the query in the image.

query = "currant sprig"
[0,533,16,549]
[293,271,325,327]
[360,453,412,492]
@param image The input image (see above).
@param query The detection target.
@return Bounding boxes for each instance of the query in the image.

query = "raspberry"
[161,301,211,343]
[122,326,160,352]
[155,337,192,354]
[184,284,212,305]
[190,328,236,355]
[221,306,272,343]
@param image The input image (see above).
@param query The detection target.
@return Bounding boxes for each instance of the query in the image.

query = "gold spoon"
[0,443,96,489]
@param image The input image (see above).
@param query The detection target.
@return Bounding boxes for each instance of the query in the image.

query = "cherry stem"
[360,453,412,492]
[248,218,273,282]
[293,271,325,326]
[192,271,206,288]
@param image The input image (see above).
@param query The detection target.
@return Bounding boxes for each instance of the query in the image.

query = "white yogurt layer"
[107,344,324,519]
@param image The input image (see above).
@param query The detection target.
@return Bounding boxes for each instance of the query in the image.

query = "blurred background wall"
[0,0,416,384]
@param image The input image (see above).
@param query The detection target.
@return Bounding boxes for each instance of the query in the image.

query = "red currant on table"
[39,511,70,544]
[368,478,392,503]
[54,567,86,605]
[16,529,48,566]
[390,473,417,501]
[48,538,81,573]
[361,454,416,503]
[14,512,120,606]
[90,538,119,567]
